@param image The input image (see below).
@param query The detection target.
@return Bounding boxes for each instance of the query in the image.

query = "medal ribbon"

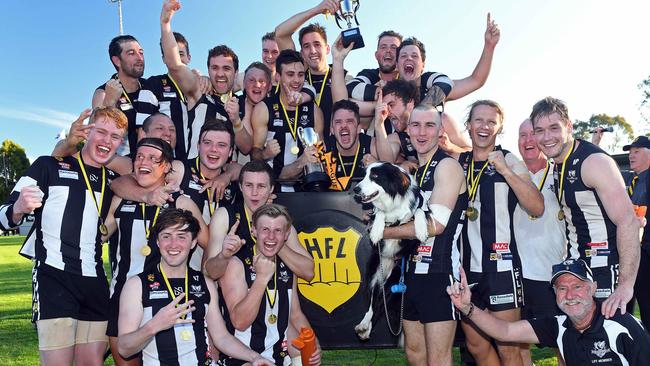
[466,159,490,203]
[76,154,106,228]
[556,140,576,205]
[307,67,330,107]
[114,75,141,110]
[417,152,436,188]
[141,203,161,240]
[159,264,189,319]
[246,208,278,307]
[338,142,361,179]
[168,74,186,104]
[279,94,299,142]
[195,158,216,216]
[536,161,550,192]
[628,175,638,197]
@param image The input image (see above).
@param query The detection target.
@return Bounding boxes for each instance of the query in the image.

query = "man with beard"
[93,35,146,155]
[459,100,544,365]
[447,259,650,366]
[217,203,320,366]
[160,0,252,159]
[204,160,314,282]
[379,105,468,366]
[0,107,127,366]
[102,138,208,365]
[251,50,324,192]
[514,119,566,366]
[117,208,273,366]
[275,0,350,136]
[530,97,640,319]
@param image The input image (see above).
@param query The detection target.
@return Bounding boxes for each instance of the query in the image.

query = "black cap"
[623,136,650,151]
[551,259,593,284]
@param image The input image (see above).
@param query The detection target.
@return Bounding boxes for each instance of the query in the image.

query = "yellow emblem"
[297,227,361,313]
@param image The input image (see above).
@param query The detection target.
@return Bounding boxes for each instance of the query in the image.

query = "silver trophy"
[297,127,330,191]
[334,0,365,50]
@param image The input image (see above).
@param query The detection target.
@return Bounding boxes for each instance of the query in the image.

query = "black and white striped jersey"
[459,148,521,273]
[263,93,316,192]
[138,266,211,366]
[1,156,118,277]
[346,67,382,102]
[528,307,650,365]
[556,140,619,269]
[186,93,232,159]
[410,148,467,276]
[136,74,190,161]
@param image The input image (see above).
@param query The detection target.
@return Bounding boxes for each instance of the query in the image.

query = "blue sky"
[2,0,649,160]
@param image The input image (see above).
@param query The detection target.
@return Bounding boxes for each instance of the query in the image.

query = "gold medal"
[466,206,478,221]
[141,245,151,256]
[268,314,277,324]
[220,94,229,104]
[557,209,565,221]
[181,329,192,341]
[99,222,108,236]
[528,215,538,221]
[290,145,299,155]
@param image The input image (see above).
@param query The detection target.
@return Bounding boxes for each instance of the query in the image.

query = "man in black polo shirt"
[448,259,650,366]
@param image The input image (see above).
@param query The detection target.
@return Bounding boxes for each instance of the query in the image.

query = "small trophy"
[297,127,330,192]
[334,0,365,50]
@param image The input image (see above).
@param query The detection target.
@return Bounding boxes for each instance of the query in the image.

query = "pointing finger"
[228,219,240,235]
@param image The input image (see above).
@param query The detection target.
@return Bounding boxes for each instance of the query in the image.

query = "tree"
[639,75,650,123]
[0,140,30,202]
[573,114,634,153]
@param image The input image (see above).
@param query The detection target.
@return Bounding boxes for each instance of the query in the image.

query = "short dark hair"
[332,100,360,124]
[298,23,328,46]
[244,61,272,86]
[275,49,304,75]
[382,79,419,104]
[108,35,139,71]
[377,30,403,46]
[465,100,505,125]
[239,160,275,188]
[152,208,200,240]
[397,37,426,62]
[410,104,441,126]
[529,97,571,127]
[136,137,174,165]
[262,31,276,42]
[142,113,173,133]
[207,45,239,71]
[198,118,235,149]
[159,32,190,57]
[252,203,292,231]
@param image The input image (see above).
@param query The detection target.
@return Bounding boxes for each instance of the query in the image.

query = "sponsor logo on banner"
[298,227,361,313]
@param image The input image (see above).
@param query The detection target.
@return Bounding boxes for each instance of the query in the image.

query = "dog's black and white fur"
[353,162,428,340]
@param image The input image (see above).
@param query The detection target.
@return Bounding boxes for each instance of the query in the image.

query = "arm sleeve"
[346,68,381,101]
[527,317,560,348]
[0,157,49,230]
[619,315,650,365]
[423,71,454,99]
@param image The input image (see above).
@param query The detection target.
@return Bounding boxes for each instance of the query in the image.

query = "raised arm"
[583,153,641,318]
[372,91,400,163]
[176,195,210,249]
[251,103,274,161]
[204,207,244,280]
[274,0,339,51]
[160,0,201,103]
[331,35,353,103]
[447,13,500,101]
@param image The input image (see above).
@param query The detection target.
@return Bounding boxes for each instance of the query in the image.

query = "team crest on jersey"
[148,273,155,282]
[273,103,279,111]
[567,170,578,184]
[190,284,205,298]
[591,341,610,358]
[484,164,496,176]
[297,227,362,314]
[299,115,309,125]
[279,270,290,283]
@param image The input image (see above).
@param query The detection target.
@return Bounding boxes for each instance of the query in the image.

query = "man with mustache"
[448,259,650,366]
[93,35,147,156]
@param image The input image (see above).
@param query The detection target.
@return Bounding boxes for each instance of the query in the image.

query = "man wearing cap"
[623,136,650,329]
[447,259,650,366]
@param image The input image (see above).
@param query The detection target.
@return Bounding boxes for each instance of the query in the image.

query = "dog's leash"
[378,245,406,336]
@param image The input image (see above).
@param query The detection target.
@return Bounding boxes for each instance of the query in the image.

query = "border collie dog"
[352,162,427,340]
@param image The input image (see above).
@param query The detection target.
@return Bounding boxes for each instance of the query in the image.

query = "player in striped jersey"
[160,0,253,160]
[93,35,147,156]
[103,138,209,366]
[118,208,273,366]
[0,106,127,366]
[218,204,320,366]
[380,105,468,365]
[530,96,641,319]
[459,100,544,365]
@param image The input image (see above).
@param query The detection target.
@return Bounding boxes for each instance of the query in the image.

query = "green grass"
[0,236,562,365]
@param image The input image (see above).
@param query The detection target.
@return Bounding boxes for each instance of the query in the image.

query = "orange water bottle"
[291,327,316,365]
